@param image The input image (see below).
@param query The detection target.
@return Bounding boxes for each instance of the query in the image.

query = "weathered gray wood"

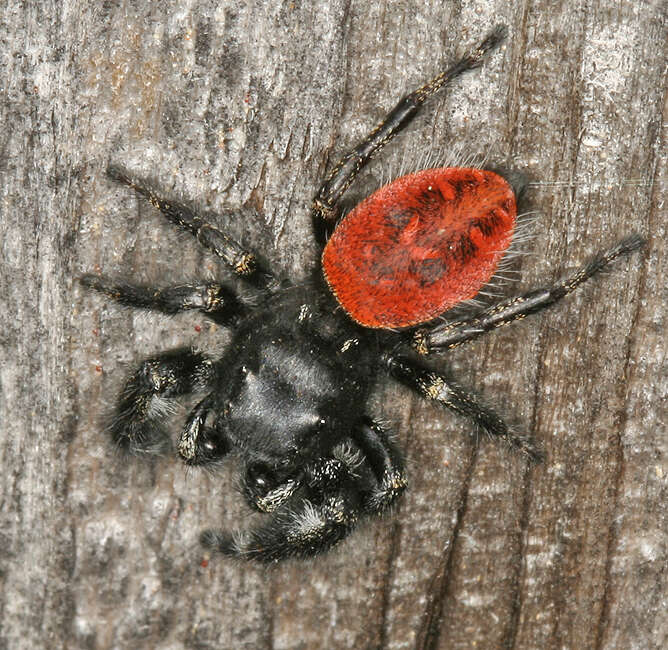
[0,1,665,649]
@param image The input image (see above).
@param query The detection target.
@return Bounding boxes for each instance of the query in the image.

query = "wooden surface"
[1,1,665,649]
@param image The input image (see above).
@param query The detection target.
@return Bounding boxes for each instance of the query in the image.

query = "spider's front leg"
[352,419,408,514]
[235,419,407,519]
[110,348,216,455]
[201,458,364,562]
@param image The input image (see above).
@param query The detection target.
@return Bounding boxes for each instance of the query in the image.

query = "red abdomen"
[322,168,516,328]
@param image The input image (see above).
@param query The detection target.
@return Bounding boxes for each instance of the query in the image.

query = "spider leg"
[106,165,274,289]
[311,24,507,244]
[410,234,645,354]
[241,462,302,513]
[80,275,245,325]
[110,348,216,455]
[200,458,363,562]
[177,395,231,466]
[386,354,542,461]
[351,418,407,514]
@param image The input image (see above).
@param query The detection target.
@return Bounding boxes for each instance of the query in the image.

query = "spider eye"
[246,463,275,489]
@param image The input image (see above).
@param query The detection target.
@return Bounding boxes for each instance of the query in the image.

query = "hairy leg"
[351,418,407,513]
[200,458,363,562]
[107,165,274,289]
[312,25,507,243]
[410,235,644,354]
[110,349,215,455]
[81,275,244,325]
[386,354,542,461]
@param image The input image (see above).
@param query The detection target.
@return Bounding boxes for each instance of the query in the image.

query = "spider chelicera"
[82,25,643,562]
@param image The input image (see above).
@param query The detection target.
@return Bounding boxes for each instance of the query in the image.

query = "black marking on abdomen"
[453,234,478,265]
[409,257,448,286]
[471,210,504,238]
[385,208,415,230]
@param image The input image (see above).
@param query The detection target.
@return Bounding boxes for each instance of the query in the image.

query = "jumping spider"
[82,25,643,562]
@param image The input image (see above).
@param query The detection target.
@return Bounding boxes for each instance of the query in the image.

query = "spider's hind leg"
[410,235,645,353]
[107,165,274,289]
[110,348,215,455]
[311,24,508,244]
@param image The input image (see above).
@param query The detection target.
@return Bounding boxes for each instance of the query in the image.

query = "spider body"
[323,167,517,327]
[208,294,374,467]
[83,25,643,562]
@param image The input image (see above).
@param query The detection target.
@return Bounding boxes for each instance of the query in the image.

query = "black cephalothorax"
[82,25,643,562]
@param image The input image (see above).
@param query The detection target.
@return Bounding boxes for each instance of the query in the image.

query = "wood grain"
[1,1,665,648]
